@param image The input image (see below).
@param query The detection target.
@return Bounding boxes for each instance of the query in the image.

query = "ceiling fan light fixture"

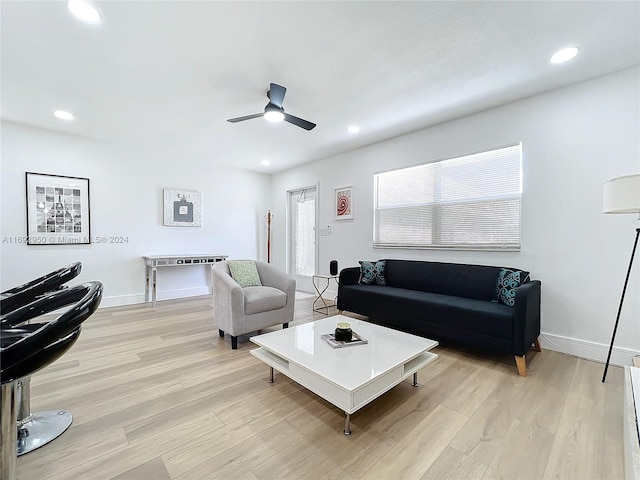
[264,110,285,123]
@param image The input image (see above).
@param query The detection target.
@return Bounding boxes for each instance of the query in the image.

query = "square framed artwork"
[163,189,202,227]
[25,172,91,245]
[334,185,353,220]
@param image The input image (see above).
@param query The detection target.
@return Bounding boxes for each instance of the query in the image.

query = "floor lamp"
[602,173,640,383]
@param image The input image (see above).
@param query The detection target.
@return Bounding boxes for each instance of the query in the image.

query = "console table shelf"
[143,254,227,307]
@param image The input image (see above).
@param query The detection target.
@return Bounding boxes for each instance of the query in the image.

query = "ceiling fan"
[227,83,316,131]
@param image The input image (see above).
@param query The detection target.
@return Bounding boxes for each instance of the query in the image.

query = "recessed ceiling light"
[54,110,74,120]
[67,1,101,24]
[347,125,360,134]
[550,47,579,64]
[261,159,271,166]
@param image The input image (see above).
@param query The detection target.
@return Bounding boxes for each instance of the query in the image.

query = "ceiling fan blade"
[227,113,264,123]
[284,113,316,131]
[268,83,287,108]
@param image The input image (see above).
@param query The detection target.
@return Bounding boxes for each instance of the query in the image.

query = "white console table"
[143,254,227,307]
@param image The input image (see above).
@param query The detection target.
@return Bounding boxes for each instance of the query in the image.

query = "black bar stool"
[0,263,82,457]
[1,262,81,314]
[0,282,103,480]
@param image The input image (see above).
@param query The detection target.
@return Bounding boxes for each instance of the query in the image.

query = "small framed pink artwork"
[334,185,353,220]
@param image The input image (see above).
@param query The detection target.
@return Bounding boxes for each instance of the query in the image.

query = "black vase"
[330,260,338,276]
[335,322,352,342]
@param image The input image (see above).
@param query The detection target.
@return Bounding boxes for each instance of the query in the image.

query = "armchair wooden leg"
[283,323,289,329]
[533,337,542,352]
[337,310,343,315]
[515,355,527,377]
[231,336,238,349]
[218,329,225,338]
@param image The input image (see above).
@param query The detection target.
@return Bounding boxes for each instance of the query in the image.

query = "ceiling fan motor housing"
[264,103,284,115]
[264,103,285,122]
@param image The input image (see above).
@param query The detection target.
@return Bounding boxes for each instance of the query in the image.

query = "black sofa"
[337,259,541,376]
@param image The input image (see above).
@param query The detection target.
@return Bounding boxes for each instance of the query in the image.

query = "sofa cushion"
[243,286,286,315]
[358,260,387,285]
[338,284,418,317]
[384,259,502,301]
[338,284,513,340]
[406,292,514,340]
[228,260,262,288]
[495,268,530,306]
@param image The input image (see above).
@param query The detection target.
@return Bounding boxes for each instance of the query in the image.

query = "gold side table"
[312,274,339,314]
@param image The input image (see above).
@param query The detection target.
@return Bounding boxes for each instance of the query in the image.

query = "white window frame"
[373,143,522,251]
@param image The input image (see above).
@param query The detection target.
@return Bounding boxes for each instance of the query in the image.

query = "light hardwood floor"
[16,296,624,480]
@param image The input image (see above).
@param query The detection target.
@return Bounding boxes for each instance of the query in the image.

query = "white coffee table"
[250,315,438,435]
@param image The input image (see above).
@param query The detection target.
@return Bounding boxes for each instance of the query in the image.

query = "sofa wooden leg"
[218,329,225,338]
[283,323,289,329]
[337,310,343,315]
[231,336,238,349]
[533,337,542,352]
[515,355,527,377]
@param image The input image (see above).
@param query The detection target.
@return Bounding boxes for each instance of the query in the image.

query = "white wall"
[271,67,640,366]
[1,122,272,307]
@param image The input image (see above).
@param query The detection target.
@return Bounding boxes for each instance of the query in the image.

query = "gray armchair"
[212,260,296,349]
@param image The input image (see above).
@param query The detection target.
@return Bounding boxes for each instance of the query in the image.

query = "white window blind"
[374,143,522,250]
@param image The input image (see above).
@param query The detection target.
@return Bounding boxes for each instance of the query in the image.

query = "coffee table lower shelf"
[250,347,438,435]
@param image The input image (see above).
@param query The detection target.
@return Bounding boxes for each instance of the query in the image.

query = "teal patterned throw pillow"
[358,260,387,286]
[228,260,262,288]
[495,268,530,306]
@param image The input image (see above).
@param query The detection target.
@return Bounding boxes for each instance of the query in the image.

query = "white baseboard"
[98,287,211,309]
[295,291,315,300]
[540,331,640,367]
[98,293,145,308]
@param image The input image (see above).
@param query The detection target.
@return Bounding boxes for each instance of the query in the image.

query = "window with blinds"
[373,143,522,250]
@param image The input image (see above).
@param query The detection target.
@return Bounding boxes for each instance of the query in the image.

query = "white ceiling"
[2,1,638,173]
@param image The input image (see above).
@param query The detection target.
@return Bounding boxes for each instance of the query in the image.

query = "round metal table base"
[17,410,73,456]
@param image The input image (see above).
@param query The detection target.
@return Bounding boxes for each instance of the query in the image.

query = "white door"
[288,186,317,293]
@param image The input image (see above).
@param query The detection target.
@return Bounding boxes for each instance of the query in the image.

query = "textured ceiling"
[1,1,639,172]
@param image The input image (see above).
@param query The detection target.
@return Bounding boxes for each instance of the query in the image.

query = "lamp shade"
[603,174,640,214]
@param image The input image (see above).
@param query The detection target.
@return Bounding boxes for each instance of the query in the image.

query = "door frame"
[286,182,319,293]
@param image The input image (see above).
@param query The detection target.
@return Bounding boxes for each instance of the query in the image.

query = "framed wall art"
[334,185,354,220]
[25,172,91,245]
[163,189,202,227]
